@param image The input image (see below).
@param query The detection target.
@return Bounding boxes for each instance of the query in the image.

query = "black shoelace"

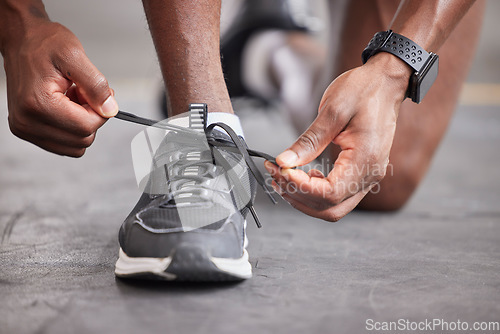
[115,110,278,228]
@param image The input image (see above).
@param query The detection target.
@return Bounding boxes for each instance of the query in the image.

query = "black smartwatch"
[362,30,439,104]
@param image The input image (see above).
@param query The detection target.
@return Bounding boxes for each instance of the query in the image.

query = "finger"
[266,161,330,204]
[268,156,375,219]
[33,125,97,149]
[279,168,335,204]
[271,180,282,194]
[11,119,98,149]
[266,161,325,204]
[39,97,108,137]
[15,133,92,158]
[74,82,116,105]
[281,184,375,222]
[277,139,388,211]
[65,84,79,103]
[271,181,285,198]
[275,105,348,168]
[37,140,88,158]
[55,48,118,118]
[265,161,292,192]
[270,150,373,208]
[325,147,387,203]
[308,169,325,178]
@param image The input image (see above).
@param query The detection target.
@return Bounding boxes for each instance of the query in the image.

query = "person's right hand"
[2,20,118,157]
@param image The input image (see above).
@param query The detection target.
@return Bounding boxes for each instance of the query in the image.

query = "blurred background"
[1,0,497,112]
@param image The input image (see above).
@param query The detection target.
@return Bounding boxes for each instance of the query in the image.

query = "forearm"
[363,0,477,105]
[0,0,50,55]
[389,0,476,52]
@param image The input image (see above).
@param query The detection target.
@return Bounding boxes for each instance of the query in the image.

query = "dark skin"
[0,0,117,157]
[343,0,485,211]
[265,52,409,220]
[265,0,481,221]
[0,0,484,221]
[142,0,234,117]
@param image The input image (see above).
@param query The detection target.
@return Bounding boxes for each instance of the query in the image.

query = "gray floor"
[1,1,500,334]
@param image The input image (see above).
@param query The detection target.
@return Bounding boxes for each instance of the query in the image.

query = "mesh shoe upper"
[118,106,273,259]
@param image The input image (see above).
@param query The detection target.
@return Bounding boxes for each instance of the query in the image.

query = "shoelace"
[115,110,278,228]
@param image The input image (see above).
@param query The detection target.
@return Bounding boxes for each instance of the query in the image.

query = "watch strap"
[362,30,430,73]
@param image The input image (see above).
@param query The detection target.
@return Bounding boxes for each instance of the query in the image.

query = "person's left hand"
[264,54,411,221]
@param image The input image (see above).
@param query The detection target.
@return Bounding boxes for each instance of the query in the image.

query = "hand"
[265,53,411,221]
[2,19,118,157]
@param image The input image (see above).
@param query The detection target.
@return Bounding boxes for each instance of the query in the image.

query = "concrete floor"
[1,1,499,334]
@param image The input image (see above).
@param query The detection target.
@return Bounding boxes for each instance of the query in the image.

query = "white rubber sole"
[114,247,252,281]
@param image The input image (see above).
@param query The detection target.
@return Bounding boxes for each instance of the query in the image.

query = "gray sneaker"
[114,104,276,281]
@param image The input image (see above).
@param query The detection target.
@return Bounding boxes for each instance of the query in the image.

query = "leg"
[142,0,232,116]
[117,0,266,282]
[329,0,485,211]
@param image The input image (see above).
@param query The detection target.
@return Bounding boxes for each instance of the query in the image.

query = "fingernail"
[280,168,291,181]
[101,96,118,117]
[277,150,298,167]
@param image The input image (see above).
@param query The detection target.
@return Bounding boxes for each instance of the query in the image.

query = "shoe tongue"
[169,103,208,205]
[188,103,207,131]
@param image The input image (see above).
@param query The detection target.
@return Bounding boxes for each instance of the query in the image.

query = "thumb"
[276,109,343,168]
[59,51,118,118]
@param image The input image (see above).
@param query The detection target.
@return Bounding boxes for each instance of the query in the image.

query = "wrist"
[363,52,413,101]
[0,0,50,55]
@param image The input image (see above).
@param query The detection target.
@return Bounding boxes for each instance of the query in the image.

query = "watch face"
[413,54,439,103]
